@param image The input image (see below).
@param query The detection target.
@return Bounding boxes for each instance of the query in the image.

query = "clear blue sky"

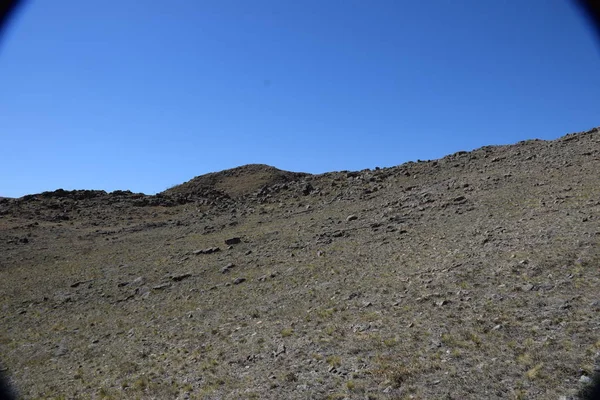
[1,1,599,197]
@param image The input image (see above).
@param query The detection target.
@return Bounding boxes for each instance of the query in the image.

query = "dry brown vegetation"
[1,127,600,399]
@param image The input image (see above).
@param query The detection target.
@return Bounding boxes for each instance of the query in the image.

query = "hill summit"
[162,164,309,199]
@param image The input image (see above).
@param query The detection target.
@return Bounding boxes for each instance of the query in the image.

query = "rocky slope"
[1,127,600,399]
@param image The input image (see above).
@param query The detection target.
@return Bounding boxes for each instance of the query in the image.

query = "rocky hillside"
[1,127,599,399]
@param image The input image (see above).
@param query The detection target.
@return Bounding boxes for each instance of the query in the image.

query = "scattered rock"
[221,263,235,273]
[580,375,592,384]
[70,279,94,288]
[193,247,221,255]
[54,293,72,304]
[302,183,314,195]
[273,343,286,357]
[225,237,241,245]
[131,276,145,286]
[352,323,371,333]
[55,340,68,357]
[256,271,278,282]
[346,215,358,222]
[521,283,534,292]
[152,283,171,290]
[346,293,360,300]
[136,286,151,299]
[171,273,192,282]
[233,277,246,285]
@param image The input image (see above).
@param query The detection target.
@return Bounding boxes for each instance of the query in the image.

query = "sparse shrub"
[133,377,148,391]
[513,389,527,400]
[469,332,482,347]
[326,355,341,368]
[281,328,294,337]
[316,307,335,319]
[517,353,533,367]
[346,380,358,391]
[386,365,410,388]
[525,363,543,380]
[98,387,113,399]
[325,394,347,400]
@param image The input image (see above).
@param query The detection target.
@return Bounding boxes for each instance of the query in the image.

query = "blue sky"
[1,0,599,197]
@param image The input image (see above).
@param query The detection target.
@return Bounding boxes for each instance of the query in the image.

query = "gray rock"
[521,283,534,291]
[136,286,151,299]
[224,237,241,245]
[221,263,235,273]
[193,247,221,255]
[55,340,68,357]
[302,183,314,195]
[346,215,358,221]
[579,375,592,384]
[54,293,72,304]
[233,277,246,285]
[352,323,370,333]
[152,283,171,290]
[171,273,192,282]
[132,276,145,286]
[70,279,94,288]
[273,343,286,357]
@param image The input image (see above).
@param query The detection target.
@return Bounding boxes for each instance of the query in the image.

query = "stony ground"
[1,128,600,400]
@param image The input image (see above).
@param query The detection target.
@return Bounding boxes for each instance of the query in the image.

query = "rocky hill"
[162,164,309,200]
[1,127,599,399]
